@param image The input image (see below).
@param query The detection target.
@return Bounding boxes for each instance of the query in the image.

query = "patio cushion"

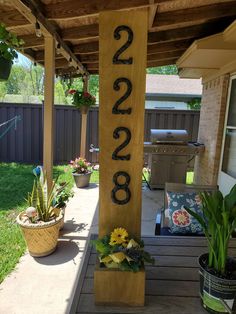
[167,191,204,235]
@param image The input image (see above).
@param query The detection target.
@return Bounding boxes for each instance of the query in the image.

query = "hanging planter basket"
[79,105,89,115]
[0,57,12,81]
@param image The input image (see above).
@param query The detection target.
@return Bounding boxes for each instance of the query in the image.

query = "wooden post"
[80,76,89,158]
[95,10,148,306]
[43,36,55,188]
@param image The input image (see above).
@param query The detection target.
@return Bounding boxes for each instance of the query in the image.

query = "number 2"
[112,78,132,115]
[113,25,133,64]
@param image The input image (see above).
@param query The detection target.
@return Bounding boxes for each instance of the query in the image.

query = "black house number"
[111,25,133,205]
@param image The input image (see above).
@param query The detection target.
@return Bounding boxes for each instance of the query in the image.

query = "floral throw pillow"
[167,191,204,234]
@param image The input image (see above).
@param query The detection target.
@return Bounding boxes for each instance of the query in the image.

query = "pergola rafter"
[0,0,235,75]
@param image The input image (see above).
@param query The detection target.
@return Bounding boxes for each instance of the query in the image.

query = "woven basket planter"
[17,210,63,257]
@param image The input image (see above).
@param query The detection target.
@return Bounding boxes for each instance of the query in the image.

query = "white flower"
[25,206,37,218]
[173,201,178,207]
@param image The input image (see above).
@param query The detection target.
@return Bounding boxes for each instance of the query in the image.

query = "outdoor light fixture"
[68,57,73,67]
[35,21,42,38]
[56,43,61,55]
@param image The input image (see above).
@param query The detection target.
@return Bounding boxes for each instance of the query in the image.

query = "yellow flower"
[109,227,128,246]
[100,256,113,263]
[109,252,126,263]
[127,239,139,249]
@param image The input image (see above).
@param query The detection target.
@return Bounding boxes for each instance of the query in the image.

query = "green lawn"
[0,162,99,283]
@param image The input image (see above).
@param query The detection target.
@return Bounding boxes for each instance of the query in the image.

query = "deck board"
[75,235,236,314]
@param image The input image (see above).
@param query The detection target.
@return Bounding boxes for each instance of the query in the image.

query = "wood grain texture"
[153,1,236,28]
[45,0,163,20]
[94,265,145,306]
[76,236,236,313]
[99,10,148,238]
[43,36,55,189]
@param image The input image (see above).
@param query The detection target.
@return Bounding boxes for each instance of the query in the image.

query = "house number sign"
[99,11,148,237]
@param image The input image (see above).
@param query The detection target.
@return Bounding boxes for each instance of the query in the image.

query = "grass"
[0,162,192,283]
[0,162,99,283]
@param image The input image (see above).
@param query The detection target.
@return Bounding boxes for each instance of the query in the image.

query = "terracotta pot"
[0,57,12,81]
[72,171,92,188]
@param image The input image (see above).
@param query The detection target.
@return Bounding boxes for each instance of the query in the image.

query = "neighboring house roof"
[146,75,202,96]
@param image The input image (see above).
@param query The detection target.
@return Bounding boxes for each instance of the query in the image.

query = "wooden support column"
[80,76,89,158]
[43,36,55,188]
[95,10,148,307]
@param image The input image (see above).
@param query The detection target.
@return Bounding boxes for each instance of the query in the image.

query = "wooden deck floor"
[74,236,236,314]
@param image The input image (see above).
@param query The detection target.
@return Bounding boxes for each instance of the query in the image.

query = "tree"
[0,82,7,102]
[6,64,26,94]
[89,75,99,98]
[187,98,201,110]
[146,65,178,75]
[55,80,68,104]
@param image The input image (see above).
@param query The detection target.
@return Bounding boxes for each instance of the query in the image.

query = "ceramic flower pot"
[72,171,92,188]
[17,210,63,257]
[0,57,12,81]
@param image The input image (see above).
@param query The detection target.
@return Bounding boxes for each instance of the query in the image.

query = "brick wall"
[194,74,230,185]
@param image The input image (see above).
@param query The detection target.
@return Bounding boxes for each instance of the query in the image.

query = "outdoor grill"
[144,129,204,189]
[150,129,189,145]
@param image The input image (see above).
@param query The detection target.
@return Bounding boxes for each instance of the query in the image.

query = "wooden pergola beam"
[12,0,88,75]
[147,39,193,54]
[53,51,183,69]
[60,16,234,44]
[147,50,185,61]
[44,0,166,20]
[0,9,30,28]
[153,1,236,28]
[148,0,157,30]
[148,17,236,43]
[43,35,55,189]
[21,34,44,48]
[35,40,191,62]
[61,24,99,42]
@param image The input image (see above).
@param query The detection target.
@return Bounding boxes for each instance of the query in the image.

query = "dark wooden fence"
[0,103,200,164]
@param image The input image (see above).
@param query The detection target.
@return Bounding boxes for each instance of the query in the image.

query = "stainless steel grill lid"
[150,129,189,144]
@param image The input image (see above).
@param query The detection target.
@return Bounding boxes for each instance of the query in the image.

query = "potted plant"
[0,23,24,80]
[16,171,64,257]
[92,227,154,305]
[69,157,92,188]
[68,89,96,114]
[185,184,236,314]
[53,183,74,229]
[91,227,154,271]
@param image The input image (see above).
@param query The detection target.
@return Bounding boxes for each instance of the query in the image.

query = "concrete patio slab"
[0,184,163,314]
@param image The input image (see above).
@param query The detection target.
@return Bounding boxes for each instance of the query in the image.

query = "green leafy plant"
[91,227,154,272]
[187,98,201,110]
[0,24,24,62]
[69,157,91,174]
[68,89,96,108]
[26,171,62,223]
[54,183,74,208]
[185,185,236,275]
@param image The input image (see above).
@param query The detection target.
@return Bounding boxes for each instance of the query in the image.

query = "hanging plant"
[68,89,96,114]
[0,23,24,81]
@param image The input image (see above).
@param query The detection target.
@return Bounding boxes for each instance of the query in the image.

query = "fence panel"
[0,103,200,164]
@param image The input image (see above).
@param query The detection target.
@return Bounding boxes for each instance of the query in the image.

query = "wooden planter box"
[94,262,145,306]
